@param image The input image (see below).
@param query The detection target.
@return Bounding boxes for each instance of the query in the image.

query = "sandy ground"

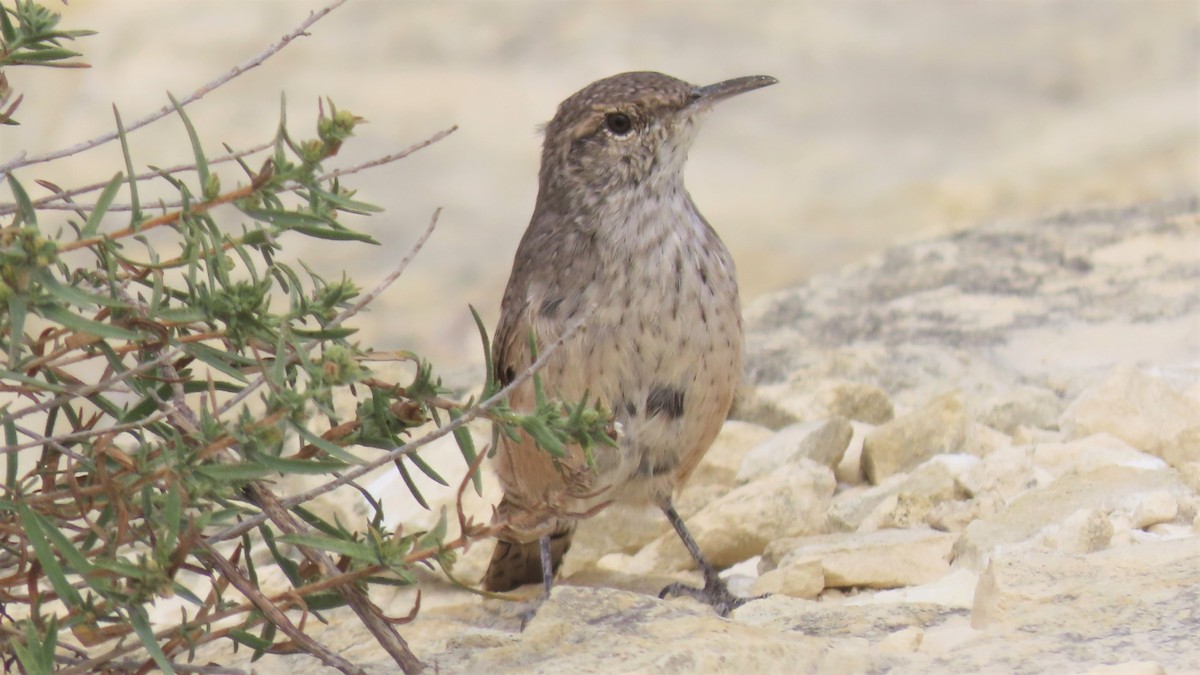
[5,0,1197,368]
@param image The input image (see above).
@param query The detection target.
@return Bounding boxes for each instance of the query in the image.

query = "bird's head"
[536,71,777,206]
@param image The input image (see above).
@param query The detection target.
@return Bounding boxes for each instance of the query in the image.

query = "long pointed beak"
[692,75,778,107]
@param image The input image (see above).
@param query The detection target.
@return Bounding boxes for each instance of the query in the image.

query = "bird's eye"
[604,112,633,136]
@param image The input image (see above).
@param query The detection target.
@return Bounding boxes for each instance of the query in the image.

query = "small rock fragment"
[751,557,824,599]
[835,421,872,484]
[762,529,957,589]
[1130,491,1178,529]
[862,392,968,484]
[737,417,853,480]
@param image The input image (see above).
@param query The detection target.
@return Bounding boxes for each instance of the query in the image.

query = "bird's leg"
[518,534,555,630]
[657,500,750,617]
[539,532,555,596]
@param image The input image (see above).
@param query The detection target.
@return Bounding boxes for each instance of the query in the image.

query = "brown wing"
[488,246,578,538]
[492,284,532,392]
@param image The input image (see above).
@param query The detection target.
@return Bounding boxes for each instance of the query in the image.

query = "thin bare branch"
[318,125,458,182]
[11,126,458,214]
[247,484,424,672]
[0,0,349,175]
[0,141,273,216]
[199,541,366,675]
[328,207,441,328]
[10,424,88,463]
[0,345,187,436]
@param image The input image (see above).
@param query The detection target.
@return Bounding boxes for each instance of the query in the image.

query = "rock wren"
[482,71,777,616]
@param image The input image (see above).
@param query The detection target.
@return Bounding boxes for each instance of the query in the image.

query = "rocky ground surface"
[197,197,1200,672]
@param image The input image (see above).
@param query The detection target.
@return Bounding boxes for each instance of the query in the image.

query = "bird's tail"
[482,496,577,592]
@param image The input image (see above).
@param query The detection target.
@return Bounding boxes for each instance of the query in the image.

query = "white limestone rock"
[1129,490,1180,529]
[751,557,825,599]
[844,568,980,609]
[1059,363,1200,457]
[862,392,969,484]
[737,417,854,481]
[1032,433,1167,479]
[972,537,1200,634]
[762,529,958,589]
[954,466,1194,569]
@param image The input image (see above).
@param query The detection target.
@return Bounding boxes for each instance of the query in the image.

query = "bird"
[482,71,777,616]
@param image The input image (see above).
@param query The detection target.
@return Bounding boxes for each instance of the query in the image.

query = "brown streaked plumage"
[483,71,777,616]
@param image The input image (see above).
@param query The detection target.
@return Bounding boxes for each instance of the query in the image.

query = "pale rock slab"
[1081,664,1166,675]
[737,417,854,481]
[954,467,1195,569]
[629,460,835,573]
[843,568,980,609]
[448,586,822,673]
[751,556,824,599]
[862,392,968,484]
[1130,490,1180,529]
[1031,432,1166,479]
[1059,363,1200,457]
[735,594,966,653]
[972,537,1200,670]
[762,528,958,589]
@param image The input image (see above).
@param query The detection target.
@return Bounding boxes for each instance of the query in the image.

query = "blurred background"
[6,0,1197,370]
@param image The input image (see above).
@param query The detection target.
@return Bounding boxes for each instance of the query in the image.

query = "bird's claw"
[658,578,757,618]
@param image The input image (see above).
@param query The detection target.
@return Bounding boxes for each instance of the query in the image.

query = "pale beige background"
[5,0,1197,368]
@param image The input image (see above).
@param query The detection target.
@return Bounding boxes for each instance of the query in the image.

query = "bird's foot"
[517,599,542,631]
[658,576,759,618]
